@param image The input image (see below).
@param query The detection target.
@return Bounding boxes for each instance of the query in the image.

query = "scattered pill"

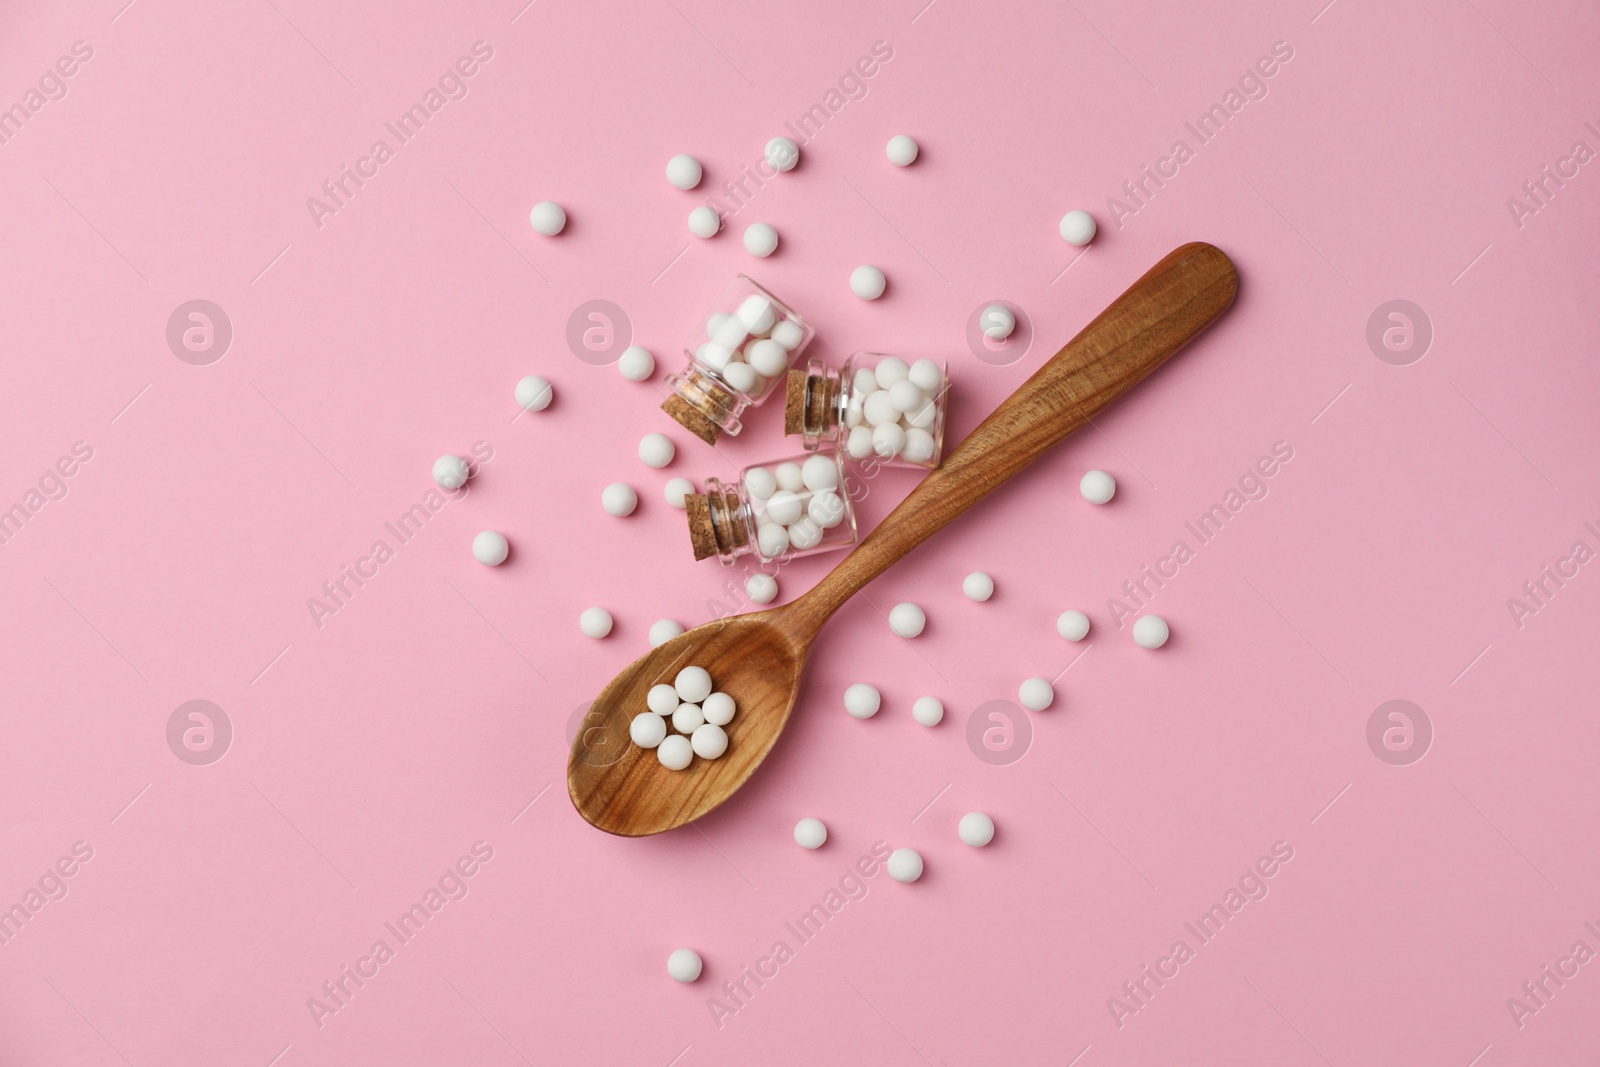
[648,683,680,715]
[433,454,469,490]
[631,713,668,749]
[746,573,778,604]
[886,134,919,166]
[744,222,779,257]
[765,136,799,172]
[1133,614,1170,649]
[980,304,1015,340]
[601,483,638,517]
[619,345,655,382]
[887,847,924,883]
[794,817,828,849]
[850,264,887,300]
[579,607,613,639]
[958,812,995,847]
[675,666,713,703]
[664,478,694,509]
[688,205,721,238]
[963,572,995,602]
[1057,610,1091,641]
[912,696,944,727]
[672,702,705,735]
[691,722,728,759]
[648,619,684,647]
[667,947,703,982]
[639,433,676,469]
[1059,209,1096,246]
[1079,469,1116,504]
[701,691,735,726]
[665,154,702,191]
[843,683,881,719]
[657,735,693,771]
[889,602,926,638]
[529,201,566,236]
[472,530,509,566]
[1018,677,1054,711]
[515,374,553,411]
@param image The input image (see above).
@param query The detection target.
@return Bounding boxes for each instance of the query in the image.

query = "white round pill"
[648,619,684,647]
[688,205,721,238]
[771,319,805,350]
[746,573,778,604]
[907,358,942,393]
[854,367,881,394]
[657,735,693,771]
[786,517,823,550]
[744,467,777,500]
[602,483,638,516]
[765,136,799,172]
[774,462,805,492]
[579,607,613,639]
[667,947,702,982]
[529,201,565,236]
[808,491,845,528]
[888,602,925,638]
[701,691,735,726]
[618,345,655,382]
[648,683,679,715]
[888,379,924,414]
[756,522,789,559]
[737,294,776,333]
[875,357,909,388]
[845,425,874,460]
[1018,677,1054,711]
[980,304,1015,340]
[1057,610,1091,641]
[515,374,553,411]
[1080,469,1116,504]
[963,572,994,601]
[433,454,469,490]
[871,423,906,458]
[958,811,995,847]
[764,489,803,526]
[472,530,509,566]
[794,817,827,849]
[746,338,788,377]
[912,696,944,727]
[665,154,702,191]
[741,222,779,258]
[885,134,919,166]
[631,713,668,749]
[902,428,936,464]
[672,702,705,735]
[843,683,880,719]
[887,847,923,883]
[800,455,839,492]
[675,665,713,703]
[850,264,887,300]
[722,361,760,395]
[638,433,675,469]
[1133,614,1170,649]
[691,722,728,759]
[664,478,694,509]
[863,390,900,427]
[1059,209,1097,246]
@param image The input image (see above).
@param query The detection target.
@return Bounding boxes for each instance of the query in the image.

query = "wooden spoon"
[568,242,1238,836]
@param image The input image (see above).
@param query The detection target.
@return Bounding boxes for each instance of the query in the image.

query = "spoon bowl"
[569,242,1239,836]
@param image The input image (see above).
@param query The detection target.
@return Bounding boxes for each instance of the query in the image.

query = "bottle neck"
[784,356,848,448]
[684,479,752,564]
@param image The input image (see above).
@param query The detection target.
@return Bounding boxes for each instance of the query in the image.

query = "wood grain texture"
[568,242,1237,836]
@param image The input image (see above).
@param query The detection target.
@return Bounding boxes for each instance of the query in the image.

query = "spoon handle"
[792,241,1238,627]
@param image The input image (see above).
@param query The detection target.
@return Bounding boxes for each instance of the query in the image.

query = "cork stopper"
[684,486,750,563]
[784,369,807,435]
[663,394,722,446]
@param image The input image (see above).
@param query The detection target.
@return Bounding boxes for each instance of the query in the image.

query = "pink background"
[3,0,1598,1062]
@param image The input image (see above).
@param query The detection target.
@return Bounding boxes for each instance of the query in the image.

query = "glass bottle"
[783,352,947,468]
[684,452,859,564]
